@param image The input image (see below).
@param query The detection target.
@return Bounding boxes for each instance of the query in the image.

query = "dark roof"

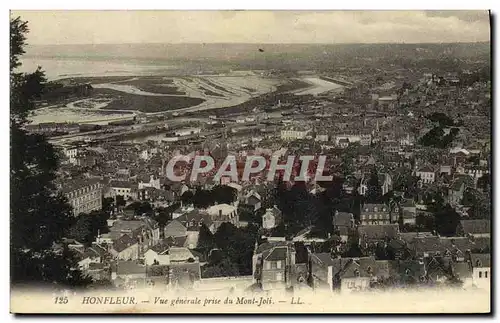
[327,257,391,279]
[358,224,399,240]
[452,262,472,279]
[264,246,288,261]
[417,165,435,173]
[255,241,292,254]
[471,237,491,251]
[115,261,147,275]
[398,232,434,244]
[392,260,426,280]
[61,178,101,194]
[460,220,490,234]
[450,180,466,191]
[176,210,213,228]
[246,195,261,205]
[311,253,338,267]
[112,234,137,253]
[169,236,188,248]
[401,199,416,208]
[425,256,453,281]
[164,220,187,238]
[88,263,106,270]
[110,180,133,189]
[470,253,491,268]
[333,212,353,227]
[410,236,443,255]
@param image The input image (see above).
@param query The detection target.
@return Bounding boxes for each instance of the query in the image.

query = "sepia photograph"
[9,8,492,314]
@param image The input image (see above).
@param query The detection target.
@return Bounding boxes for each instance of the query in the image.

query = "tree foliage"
[10,17,90,287]
[66,211,110,246]
[201,223,259,278]
[433,204,461,237]
[125,201,154,216]
[196,223,216,254]
[366,168,383,203]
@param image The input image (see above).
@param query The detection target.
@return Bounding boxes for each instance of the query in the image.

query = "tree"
[180,190,194,205]
[66,211,110,245]
[434,204,461,236]
[212,185,237,204]
[102,197,114,214]
[197,223,216,254]
[154,206,173,230]
[366,168,382,203]
[125,201,153,216]
[201,258,240,278]
[115,195,126,208]
[10,17,90,288]
[477,174,490,192]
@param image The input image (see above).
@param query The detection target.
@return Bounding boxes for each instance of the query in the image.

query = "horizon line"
[27,40,491,46]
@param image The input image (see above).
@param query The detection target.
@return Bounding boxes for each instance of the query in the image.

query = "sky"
[11,10,491,45]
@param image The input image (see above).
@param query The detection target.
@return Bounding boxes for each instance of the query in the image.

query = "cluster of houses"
[50,68,490,294]
[64,212,205,290]
[252,216,490,293]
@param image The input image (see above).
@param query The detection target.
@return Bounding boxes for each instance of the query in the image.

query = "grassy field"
[275,79,312,92]
[93,88,205,113]
[60,76,135,84]
[118,77,185,95]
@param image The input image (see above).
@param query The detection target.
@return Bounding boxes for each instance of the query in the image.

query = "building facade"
[62,179,103,216]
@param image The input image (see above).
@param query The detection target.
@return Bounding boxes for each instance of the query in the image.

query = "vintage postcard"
[10,10,491,314]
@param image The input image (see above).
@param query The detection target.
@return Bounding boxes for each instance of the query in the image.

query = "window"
[354,269,360,277]
[265,262,271,270]
[479,271,482,278]
[485,271,488,279]
[476,260,482,267]
[276,272,283,281]
[277,261,282,269]
[271,262,277,269]
[374,207,378,212]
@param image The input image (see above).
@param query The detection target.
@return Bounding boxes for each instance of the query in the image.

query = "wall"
[473,267,490,290]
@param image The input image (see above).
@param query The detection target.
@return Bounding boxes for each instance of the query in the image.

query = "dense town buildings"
[45,63,491,294]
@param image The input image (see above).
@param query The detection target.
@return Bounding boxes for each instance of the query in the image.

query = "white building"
[140,150,150,161]
[262,206,282,230]
[334,133,372,146]
[138,175,161,190]
[280,127,311,141]
[110,181,134,200]
[174,127,201,137]
[470,254,490,290]
[206,203,239,228]
[315,134,329,142]
[144,248,170,266]
[415,166,436,185]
